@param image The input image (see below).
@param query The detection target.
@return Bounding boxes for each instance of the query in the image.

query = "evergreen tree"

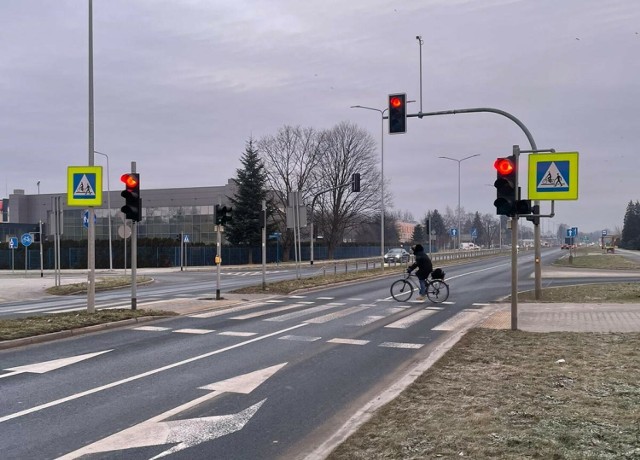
[621,200,640,249]
[226,139,271,263]
[427,210,446,250]
[411,224,425,246]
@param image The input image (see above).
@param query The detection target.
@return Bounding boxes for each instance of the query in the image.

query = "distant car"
[384,248,410,264]
[561,244,570,249]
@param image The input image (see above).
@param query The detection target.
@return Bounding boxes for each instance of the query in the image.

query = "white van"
[459,242,480,250]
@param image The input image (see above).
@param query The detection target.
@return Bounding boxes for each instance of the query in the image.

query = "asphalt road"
[2,250,640,459]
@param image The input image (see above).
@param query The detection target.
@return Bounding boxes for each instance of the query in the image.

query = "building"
[1,180,238,244]
[396,221,416,244]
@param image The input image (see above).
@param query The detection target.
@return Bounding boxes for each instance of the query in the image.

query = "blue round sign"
[21,233,33,247]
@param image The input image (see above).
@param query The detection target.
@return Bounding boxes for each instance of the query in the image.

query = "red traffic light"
[120,173,139,189]
[494,158,515,176]
[389,96,403,109]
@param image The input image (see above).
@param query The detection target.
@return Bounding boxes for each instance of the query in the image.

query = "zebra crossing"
[128,294,490,350]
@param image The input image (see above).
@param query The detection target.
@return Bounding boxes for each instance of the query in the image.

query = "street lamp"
[94,150,113,270]
[438,154,480,250]
[37,181,43,277]
[350,105,387,269]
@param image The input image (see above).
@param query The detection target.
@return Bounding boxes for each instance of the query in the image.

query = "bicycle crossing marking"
[385,309,438,329]
[134,326,171,332]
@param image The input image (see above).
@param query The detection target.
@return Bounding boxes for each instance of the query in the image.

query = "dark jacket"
[408,249,433,279]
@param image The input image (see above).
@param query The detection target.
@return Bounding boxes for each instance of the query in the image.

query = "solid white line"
[0,323,307,424]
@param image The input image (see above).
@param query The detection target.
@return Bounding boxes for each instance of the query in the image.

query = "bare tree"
[313,121,381,258]
[258,126,324,261]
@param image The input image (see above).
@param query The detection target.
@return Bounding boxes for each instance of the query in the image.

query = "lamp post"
[95,150,113,270]
[37,181,43,277]
[350,105,387,269]
[438,154,480,250]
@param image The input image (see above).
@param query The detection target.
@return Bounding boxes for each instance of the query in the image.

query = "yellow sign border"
[67,166,103,206]
[528,152,579,200]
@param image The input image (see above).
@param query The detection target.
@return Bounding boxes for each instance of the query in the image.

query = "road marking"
[379,342,424,349]
[189,302,270,318]
[347,315,385,326]
[134,326,171,332]
[231,303,304,320]
[57,364,286,459]
[317,297,334,300]
[1,350,112,380]
[278,335,321,342]
[327,338,369,346]
[432,309,483,331]
[264,304,339,322]
[288,295,306,299]
[174,328,214,335]
[385,309,438,329]
[347,298,364,301]
[218,331,258,337]
[304,306,369,324]
[266,299,285,303]
[0,323,307,424]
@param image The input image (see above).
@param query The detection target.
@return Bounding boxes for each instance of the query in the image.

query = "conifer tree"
[226,139,271,263]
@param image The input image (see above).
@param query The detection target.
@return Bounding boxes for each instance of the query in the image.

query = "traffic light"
[388,93,407,134]
[215,205,233,226]
[351,173,361,192]
[493,156,517,216]
[526,204,540,224]
[120,173,141,221]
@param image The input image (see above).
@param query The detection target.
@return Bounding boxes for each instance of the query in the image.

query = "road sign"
[528,152,579,200]
[602,230,608,236]
[82,210,97,229]
[118,225,132,239]
[67,166,103,206]
[471,228,478,238]
[450,228,458,237]
[21,233,33,247]
[566,227,578,238]
[183,234,190,243]
[9,237,18,249]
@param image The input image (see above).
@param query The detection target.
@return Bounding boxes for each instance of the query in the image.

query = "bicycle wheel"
[390,279,414,302]
[426,279,449,303]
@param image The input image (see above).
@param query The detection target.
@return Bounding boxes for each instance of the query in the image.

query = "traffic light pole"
[216,225,222,300]
[130,161,137,310]
[406,106,544,300]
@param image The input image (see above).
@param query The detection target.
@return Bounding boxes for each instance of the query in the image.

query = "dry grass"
[46,276,153,295]
[555,252,640,270]
[328,329,640,460]
[0,309,177,341]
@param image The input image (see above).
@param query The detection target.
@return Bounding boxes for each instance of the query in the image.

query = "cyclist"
[406,243,433,300]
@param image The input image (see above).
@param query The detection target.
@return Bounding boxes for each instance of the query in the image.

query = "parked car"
[384,248,410,264]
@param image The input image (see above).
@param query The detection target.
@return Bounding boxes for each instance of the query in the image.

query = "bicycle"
[390,270,449,303]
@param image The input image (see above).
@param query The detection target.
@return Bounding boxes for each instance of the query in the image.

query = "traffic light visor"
[494,158,514,176]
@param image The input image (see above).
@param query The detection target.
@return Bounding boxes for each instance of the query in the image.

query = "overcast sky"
[2,0,638,234]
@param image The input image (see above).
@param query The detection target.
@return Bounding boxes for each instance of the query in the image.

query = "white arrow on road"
[0,350,112,380]
[57,362,287,459]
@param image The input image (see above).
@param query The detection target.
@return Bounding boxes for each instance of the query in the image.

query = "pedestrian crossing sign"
[67,166,103,206]
[528,152,579,200]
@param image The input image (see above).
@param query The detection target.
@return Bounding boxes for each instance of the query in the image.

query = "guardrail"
[313,248,508,277]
